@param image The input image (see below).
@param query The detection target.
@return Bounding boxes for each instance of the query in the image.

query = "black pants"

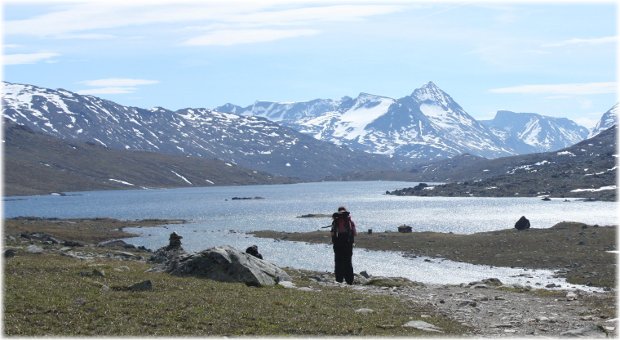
[333,235,354,284]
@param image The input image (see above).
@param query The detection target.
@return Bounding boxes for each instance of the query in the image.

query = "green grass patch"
[364,277,421,288]
[4,252,469,336]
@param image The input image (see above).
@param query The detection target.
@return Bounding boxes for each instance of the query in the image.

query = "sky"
[2,0,618,129]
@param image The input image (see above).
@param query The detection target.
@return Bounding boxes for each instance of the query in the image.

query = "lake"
[4,181,617,290]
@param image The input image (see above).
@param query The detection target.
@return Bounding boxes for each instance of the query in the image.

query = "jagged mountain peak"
[589,103,618,138]
[150,106,169,112]
[411,81,454,106]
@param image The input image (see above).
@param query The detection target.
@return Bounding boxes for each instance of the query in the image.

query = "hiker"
[330,206,357,284]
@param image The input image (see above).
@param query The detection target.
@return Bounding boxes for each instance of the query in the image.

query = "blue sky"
[2,1,617,128]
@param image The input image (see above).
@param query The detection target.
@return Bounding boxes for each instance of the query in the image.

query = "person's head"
[337,206,347,213]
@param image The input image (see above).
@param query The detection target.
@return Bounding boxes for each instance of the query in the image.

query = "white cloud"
[4,2,405,47]
[80,78,159,87]
[77,78,159,95]
[5,0,402,36]
[184,28,319,46]
[489,82,617,95]
[56,33,117,40]
[77,87,139,95]
[543,36,617,48]
[3,52,60,65]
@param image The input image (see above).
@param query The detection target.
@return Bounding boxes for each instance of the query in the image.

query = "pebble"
[297,287,317,292]
[566,292,578,301]
[26,245,44,254]
[355,308,374,314]
[402,320,443,333]
[128,280,152,292]
[278,281,296,289]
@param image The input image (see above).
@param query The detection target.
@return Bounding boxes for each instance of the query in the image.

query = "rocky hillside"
[2,81,409,181]
[387,126,617,201]
[3,123,295,196]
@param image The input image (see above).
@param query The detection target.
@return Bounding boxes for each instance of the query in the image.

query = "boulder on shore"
[166,245,290,287]
[514,216,531,230]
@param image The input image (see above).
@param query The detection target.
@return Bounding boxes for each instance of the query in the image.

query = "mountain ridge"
[481,110,589,154]
[216,82,594,161]
[2,81,412,181]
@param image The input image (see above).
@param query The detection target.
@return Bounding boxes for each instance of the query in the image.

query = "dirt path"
[300,271,617,337]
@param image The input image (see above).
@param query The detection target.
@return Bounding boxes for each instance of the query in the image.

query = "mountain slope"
[590,103,618,138]
[481,110,589,153]
[388,126,617,201]
[2,81,410,180]
[3,123,296,196]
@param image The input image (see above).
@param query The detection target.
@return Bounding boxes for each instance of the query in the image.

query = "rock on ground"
[165,245,291,287]
[402,320,444,333]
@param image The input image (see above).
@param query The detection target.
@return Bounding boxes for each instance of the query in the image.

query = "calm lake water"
[4,181,617,290]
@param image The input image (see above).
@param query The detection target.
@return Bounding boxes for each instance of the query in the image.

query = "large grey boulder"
[167,245,291,287]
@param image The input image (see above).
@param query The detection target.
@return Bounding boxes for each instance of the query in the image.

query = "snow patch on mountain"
[333,95,394,140]
[221,81,519,160]
[2,81,404,180]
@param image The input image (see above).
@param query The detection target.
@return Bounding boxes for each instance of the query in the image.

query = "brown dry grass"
[4,217,184,244]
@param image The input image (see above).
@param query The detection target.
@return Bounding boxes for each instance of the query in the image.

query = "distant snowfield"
[334,97,394,140]
[570,185,617,193]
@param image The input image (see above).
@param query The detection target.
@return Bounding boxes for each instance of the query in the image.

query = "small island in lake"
[296,213,332,218]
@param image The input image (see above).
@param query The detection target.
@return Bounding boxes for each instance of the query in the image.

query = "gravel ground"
[291,270,617,338]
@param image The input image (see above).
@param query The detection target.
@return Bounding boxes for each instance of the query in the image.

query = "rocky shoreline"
[385,180,616,201]
[4,217,618,337]
[253,222,617,289]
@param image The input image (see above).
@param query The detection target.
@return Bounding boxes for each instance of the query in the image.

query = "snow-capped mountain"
[589,103,618,138]
[480,110,589,154]
[219,82,515,160]
[2,81,406,180]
